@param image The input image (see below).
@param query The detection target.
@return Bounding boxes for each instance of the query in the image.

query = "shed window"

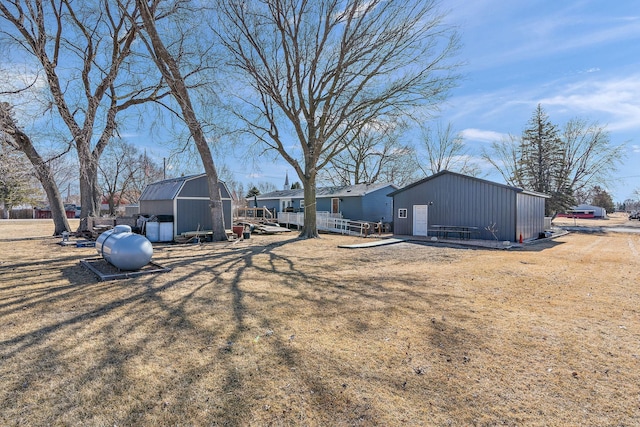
[398,208,407,219]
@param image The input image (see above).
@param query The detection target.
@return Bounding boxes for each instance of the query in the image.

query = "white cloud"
[539,74,640,132]
[460,128,508,143]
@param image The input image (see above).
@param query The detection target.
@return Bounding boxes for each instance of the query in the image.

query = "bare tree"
[0,0,168,231]
[558,118,626,198]
[482,106,625,214]
[98,139,142,216]
[215,0,460,238]
[481,134,524,187]
[418,122,480,177]
[0,103,70,233]
[322,122,419,186]
[0,139,43,218]
[125,150,165,203]
[134,0,227,240]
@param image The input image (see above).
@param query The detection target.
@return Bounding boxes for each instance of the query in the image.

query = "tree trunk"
[77,150,101,230]
[1,106,70,235]
[300,171,319,239]
[137,0,227,241]
[42,173,71,236]
[203,169,227,241]
[21,146,70,235]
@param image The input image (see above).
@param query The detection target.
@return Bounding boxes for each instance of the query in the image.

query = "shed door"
[413,205,428,236]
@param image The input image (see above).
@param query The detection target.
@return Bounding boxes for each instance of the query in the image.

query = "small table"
[429,225,479,240]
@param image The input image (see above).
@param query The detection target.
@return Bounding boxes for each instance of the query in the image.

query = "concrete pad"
[338,238,406,249]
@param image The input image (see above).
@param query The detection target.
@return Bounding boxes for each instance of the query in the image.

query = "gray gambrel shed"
[139,174,233,239]
[388,171,549,242]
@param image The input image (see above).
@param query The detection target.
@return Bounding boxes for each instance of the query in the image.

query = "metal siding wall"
[316,198,331,212]
[392,188,421,235]
[361,189,394,222]
[516,193,546,240]
[339,197,361,219]
[219,183,231,199]
[224,200,232,228]
[257,199,280,212]
[176,199,213,235]
[392,174,518,240]
[180,176,209,197]
[438,174,515,242]
[139,200,173,216]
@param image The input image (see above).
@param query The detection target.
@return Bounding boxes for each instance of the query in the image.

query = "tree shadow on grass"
[0,235,486,425]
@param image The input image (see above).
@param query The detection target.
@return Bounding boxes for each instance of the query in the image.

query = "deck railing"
[235,207,275,222]
[278,211,372,236]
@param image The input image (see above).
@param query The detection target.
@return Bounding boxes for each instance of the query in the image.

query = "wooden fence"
[0,208,35,219]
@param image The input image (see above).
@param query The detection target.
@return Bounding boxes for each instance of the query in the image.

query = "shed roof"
[254,182,397,200]
[387,170,549,198]
[140,174,230,201]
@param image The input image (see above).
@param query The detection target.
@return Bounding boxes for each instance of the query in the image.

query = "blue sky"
[4,1,638,203]
[437,0,640,202]
[204,0,640,202]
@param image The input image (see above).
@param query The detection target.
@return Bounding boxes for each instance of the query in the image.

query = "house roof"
[387,170,549,198]
[254,188,303,199]
[572,204,605,211]
[254,182,398,200]
[140,174,230,201]
[140,176,188,201]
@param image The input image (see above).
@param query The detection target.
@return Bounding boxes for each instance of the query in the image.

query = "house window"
[398,208,407,219]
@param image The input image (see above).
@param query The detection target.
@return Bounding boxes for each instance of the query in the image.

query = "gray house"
[139,174,233,240]
[388,171,548,241]
[254,183,397,223]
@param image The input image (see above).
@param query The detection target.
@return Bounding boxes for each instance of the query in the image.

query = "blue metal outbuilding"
[388,171,549,241]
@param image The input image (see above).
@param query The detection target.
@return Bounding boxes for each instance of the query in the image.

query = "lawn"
[1,218,639,426]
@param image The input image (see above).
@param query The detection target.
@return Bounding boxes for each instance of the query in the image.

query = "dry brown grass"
[1,217,639,426]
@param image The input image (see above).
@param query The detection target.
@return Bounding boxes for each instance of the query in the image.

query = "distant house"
[556,204,607,219]
[253,182,398,223]
[388,171,549,241]
[139,174,233,240]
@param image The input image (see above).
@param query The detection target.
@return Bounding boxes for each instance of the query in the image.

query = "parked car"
[629,211,639,220]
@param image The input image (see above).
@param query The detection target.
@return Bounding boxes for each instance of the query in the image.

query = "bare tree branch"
[215,0,460,237]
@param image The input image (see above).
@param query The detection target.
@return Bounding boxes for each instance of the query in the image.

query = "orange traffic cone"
[519,233,523,244]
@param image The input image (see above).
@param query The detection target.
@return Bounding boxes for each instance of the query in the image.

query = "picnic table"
[429,225,479,240]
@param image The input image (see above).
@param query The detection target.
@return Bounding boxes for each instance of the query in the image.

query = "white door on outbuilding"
[413,205,428,236]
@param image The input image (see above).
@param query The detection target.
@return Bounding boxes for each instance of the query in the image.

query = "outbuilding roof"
[387,170,549,198]
[139,174,230,201]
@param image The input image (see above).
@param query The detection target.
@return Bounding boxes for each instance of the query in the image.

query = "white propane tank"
[96,225,153,270]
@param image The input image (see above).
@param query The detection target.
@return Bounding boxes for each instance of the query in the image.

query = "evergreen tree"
[518,104,571,215]
[245,186,261,198]
[590,186,615,214]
